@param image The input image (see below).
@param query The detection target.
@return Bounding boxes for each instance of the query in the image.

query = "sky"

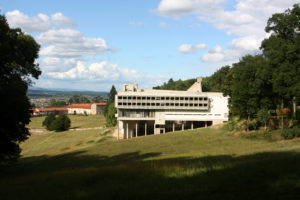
[1,0,298,91]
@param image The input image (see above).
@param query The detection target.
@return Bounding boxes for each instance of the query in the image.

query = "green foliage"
[247,119,261,131]
[42,113,56,130]
[48,99,66,107]
[49,114,71,132]
[257,109,272,129]
[281,127,300,139]
[0,15,41,162]
[92,95,104,103]
[261,4,300,103]
[105,103,117,127]
[68,95,90,104]
[104,85,117,116]
[153,78,196,91]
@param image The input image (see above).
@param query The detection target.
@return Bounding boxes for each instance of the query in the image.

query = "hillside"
[1,116,300,199]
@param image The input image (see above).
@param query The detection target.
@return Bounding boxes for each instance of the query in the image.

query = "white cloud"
[177,43,207,54]
[41,61,168,90]
[6,10,51,32]
[36,29,111,58]
[128,21,144,26]
[52,13,76,27]
[201,46,224,62]
[155,0,226,19]
[155,0,299,62]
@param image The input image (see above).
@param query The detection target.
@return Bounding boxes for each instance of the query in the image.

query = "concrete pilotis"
[126,122,129,139]
[173,122,175,132]
[136,122,138,137]
[117,120,119,140]
[182,122,184,131]
[145,122,147,136]
[205,121,207,127]
[191,122,193,130]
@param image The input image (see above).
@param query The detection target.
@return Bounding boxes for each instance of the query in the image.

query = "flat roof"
[117,89,226,97]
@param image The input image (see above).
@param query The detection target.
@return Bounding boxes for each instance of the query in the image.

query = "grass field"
[1,119,300,199]
[27,114,106,129]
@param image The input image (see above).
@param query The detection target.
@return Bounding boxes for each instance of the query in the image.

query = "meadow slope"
[1,117,300,200]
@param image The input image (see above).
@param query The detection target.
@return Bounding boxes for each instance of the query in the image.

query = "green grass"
[1,126,300,199]
[28,114,106,129]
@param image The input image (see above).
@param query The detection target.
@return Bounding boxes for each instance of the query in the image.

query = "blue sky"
[1,0,298,91]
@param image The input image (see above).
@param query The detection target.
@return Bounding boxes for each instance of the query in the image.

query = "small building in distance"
[33,107,68,116]
[115,78,229,139]
[67,103,107,115]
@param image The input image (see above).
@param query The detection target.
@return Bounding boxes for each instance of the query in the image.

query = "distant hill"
[27,87,108,98]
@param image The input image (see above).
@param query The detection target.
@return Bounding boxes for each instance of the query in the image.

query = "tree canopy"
[0,15,41,162]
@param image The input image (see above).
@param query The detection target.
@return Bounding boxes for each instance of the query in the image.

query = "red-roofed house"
[67,103,107,115]
[33,107,68,116]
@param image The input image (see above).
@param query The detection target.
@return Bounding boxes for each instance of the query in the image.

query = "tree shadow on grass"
[1,151,300,200]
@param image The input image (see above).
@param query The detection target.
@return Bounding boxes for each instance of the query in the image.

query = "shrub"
[42,113,56,130]
[248,119,261,130]
[281,127,300,140]
[49,114,71,132]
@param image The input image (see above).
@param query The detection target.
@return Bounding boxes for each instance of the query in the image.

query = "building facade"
[115,78,229,139]
[67,103,106,115]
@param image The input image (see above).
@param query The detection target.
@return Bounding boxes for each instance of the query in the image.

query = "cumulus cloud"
[155,0,299,62]
[36,29,111,58]
[6,10,51,32]
[52,12,76,27]
[44,61,167,89]
[155,0,226,19]
[177,43,207,54]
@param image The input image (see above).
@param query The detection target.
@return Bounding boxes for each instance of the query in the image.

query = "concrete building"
[67,103,106,115]
[115,78,229,139]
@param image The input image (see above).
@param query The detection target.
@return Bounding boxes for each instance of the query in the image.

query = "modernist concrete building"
[115,78,229,139]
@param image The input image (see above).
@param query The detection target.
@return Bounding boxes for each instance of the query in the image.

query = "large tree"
[0,15,41,162]
[261,4,300,109]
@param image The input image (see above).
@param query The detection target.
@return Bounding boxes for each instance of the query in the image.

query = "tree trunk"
[247,115,250,132]
[281,99,284,130]
[293,96,296,118]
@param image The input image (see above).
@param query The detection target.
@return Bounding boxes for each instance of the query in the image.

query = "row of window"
[117,96,208,101]
[118,102,208,107]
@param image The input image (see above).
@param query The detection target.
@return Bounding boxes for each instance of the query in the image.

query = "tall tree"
[261,4,300,111]
[0,15,41,162]
[104,85,117,117]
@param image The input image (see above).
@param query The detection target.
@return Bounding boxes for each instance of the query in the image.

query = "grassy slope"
[28,114,106,129]
[1,123,300,199]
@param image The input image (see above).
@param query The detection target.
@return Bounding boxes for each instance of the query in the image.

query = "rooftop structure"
[115,78,229,139]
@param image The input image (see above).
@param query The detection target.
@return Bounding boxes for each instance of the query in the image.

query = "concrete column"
[182,122,184,131]
[191,121,194,130]
[145,122,147,136]
[173,122,175,132]
[126,122,129,139]
[117,120,119,140]
[135,122,138,137]
[205,121,207,127]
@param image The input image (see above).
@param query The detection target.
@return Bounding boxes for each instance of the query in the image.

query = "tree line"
[154,4,300,132]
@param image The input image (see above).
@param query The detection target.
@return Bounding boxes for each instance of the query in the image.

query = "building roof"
[36,107,68,112]
[95,102,107,106]
[67,102,107,109]
[67,103,92,109]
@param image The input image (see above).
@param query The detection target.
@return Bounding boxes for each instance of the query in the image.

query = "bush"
[42,113,56,130]
[248,119,261,131]
[281,127,300,140]
[49,114,71,131]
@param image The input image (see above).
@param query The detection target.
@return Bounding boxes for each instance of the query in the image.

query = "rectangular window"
[161,97,165,100]
[156,97,160,100]
[185,97,188,100]
[180,103,184,106]
[194,97,198,100]
[151,97,155,100]
[128,96,132,100]
[142,97,146,100]
[166,97,170,100]
[204,97,208,101]
[118,96,122,99]
[171,97,174,100]
[133,96,136,100]
[166,103,169,106]
[175,97,179,100]
[189,97,193,101]
[147,97,150,100]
